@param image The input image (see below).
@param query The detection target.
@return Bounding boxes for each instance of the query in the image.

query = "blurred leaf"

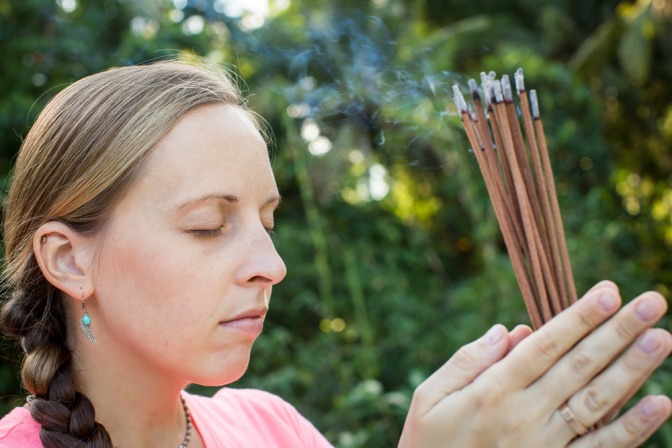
[569,19,621,77]
[617,0,654,85]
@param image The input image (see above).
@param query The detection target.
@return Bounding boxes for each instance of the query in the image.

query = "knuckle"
[613,318,635,342]
[414,382,433,401]
[450,345,480,371]
[535,332,561,360]
[621,412,641,438]
[569,353,593,377]
[470,394,486,411]
[470,392,508,428]
[581,387,607,414]
[622,350,648,373]
[483,384,506,407]
[471,379,506,409]
[576,305,599,329]
[411,384,429,405]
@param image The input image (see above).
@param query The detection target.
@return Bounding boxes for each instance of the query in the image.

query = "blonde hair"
[1,60,254,447]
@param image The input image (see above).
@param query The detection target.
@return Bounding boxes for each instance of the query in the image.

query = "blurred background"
[0,0,671,446]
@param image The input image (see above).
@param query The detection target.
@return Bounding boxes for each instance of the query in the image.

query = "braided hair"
[1,60,254,447]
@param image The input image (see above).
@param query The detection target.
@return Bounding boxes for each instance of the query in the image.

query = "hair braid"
[1,258,112,447]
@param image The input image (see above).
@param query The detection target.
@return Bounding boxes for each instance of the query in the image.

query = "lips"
[223,306,268,322]
[219,306,268,335]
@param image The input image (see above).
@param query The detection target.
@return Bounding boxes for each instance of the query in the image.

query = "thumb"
[437,324,509,392]
[413,324,509,414]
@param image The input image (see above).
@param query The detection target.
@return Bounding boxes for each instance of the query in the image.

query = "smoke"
[179,3,473,181]
[164,2,472,147]
[274,14,463,170]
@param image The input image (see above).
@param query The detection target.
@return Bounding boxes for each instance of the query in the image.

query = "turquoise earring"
[79,288,98,345]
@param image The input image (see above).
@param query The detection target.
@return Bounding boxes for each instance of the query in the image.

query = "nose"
[234,224,287,287]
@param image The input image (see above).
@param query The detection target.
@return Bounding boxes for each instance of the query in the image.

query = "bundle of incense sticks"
[452,69,576,330]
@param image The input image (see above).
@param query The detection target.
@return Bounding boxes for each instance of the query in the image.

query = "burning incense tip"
[501,75,513,102]
[452,85,467,113]
[493,80,504,103]
[480,72,488,86]
[468,79,482,102]
[515,68,525,93]
[468,79,479,94]
[529,89,540,119]
[486,80,496,104]
[480,73,491,105]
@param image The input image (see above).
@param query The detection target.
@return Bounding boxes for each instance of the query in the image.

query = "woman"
[0,60,670,447]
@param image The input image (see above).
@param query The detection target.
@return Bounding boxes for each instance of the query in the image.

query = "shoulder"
[213,387,300,414]
[0,407,41,447]
[186,388,303,424]
[184,388,333,448]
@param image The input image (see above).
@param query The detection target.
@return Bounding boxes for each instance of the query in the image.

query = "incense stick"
[453,68,577,328]
[453,87,543,329]
[529,90,578,305]
[515,71,569,310]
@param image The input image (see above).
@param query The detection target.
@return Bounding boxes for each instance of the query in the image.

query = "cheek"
[93,229,213,338]
[102,237,174,299]
[95,226,244,315]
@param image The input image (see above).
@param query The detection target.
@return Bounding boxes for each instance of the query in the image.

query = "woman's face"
[89,104,286,386]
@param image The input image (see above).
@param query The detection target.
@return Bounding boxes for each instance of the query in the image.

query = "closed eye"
[190,227,224,238]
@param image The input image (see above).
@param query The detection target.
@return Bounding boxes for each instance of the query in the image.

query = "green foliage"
[1,0,671,446]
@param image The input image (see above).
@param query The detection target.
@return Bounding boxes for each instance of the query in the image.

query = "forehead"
[153,103,266,165]
[127,104,278,210]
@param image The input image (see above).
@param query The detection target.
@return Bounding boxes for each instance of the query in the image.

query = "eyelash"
[190,227,225,238]
[189,226,276,238]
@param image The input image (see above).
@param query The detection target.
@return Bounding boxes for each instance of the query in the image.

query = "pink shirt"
[0,388,333,447]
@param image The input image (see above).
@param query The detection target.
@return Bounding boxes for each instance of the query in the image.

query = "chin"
[190,352,251,387]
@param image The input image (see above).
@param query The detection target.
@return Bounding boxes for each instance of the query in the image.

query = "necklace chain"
[179,395,192,448]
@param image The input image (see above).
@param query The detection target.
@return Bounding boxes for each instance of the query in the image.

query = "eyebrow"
[175,193,282,212]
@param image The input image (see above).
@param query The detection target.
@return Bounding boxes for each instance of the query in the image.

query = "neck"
[72,344,192,448]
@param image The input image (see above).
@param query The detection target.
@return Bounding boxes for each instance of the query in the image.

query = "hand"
[399,281,672,447]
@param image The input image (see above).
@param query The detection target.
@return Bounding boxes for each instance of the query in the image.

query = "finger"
[492,285,621,387]
[568,396,672,448]
[533,292,668,407]
[602,352,659,424]
[506,324,533,354]
[585,280,619,295]
[565,328,672,428]
[603,312,671,423]
[412,324,509,416]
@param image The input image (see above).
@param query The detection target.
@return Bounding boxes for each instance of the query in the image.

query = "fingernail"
[599,292,618,311]
[637,332,659,354]
[636,300,657,321]
[484,325,505,345]
[641,398,660,417]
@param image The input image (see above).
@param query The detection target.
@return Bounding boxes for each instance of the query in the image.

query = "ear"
[33,221,95,300]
